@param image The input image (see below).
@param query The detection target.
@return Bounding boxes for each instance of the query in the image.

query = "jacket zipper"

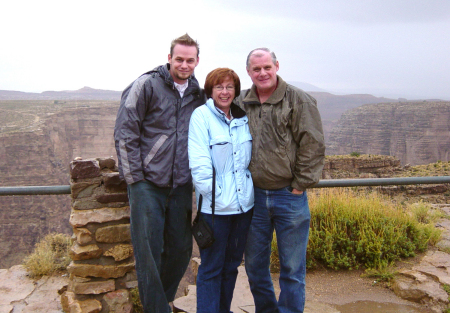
[172,88,181,188]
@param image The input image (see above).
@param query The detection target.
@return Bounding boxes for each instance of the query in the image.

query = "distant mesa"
[287,81,328,93]
[0,87,122,100]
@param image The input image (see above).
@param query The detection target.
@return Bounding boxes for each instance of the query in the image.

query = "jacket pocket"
[209,135,232,174]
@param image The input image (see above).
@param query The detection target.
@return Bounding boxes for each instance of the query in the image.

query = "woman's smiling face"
[212,76,236,113]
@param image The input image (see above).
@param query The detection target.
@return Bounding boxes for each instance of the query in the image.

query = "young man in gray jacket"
[114,34,205,313]
[238,48,325,313]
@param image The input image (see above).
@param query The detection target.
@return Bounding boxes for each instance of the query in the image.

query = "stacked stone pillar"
[61,157,136,313]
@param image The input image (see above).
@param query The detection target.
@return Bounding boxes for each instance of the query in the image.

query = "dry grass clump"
[270,189,441,271]
[23,233,72,278]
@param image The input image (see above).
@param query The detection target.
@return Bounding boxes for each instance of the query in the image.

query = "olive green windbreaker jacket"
[236,76,325,191]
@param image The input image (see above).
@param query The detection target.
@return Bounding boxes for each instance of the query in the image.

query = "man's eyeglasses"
[214,85,235,91]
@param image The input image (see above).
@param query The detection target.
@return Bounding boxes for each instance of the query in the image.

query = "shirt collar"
[174,81,189,97]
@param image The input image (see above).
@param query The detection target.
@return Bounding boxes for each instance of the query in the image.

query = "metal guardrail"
[0,185,71,196]
[312,176,450,188]
[1,176,450,196]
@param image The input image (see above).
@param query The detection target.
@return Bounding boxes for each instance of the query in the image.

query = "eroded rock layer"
[327,102,450,165]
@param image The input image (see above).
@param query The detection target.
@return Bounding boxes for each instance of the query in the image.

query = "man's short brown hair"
[170,33,199,57]
[204,68,241,99]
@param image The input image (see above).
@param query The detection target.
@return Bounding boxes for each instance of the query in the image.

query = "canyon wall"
[0,102,118,268]
[327,101,450,165]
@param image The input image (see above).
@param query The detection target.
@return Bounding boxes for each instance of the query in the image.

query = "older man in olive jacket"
[238,48,325,313]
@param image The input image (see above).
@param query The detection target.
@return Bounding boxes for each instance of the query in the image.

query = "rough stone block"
[71,159,101,179]
[78,298,102,313]
[71,180,101,199]
[125,270,137,282]
[116,270,137,289]
[103,289,133,313]
[61,291,76,313]
[67,262,135,279]
[70,275,91,283]
[69,207,130,227]
[73,228,93,246]
[104,244,133,262]
[71,279,115,295]
[124,280,138,289]
[72,199,106,210]
[70,243,103,261]
[96,225,131,243]
[98,157,116,170]
[103,173,127,193]
[96,193,129,204]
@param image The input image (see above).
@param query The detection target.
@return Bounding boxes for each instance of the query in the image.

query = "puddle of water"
[335,300,431,313]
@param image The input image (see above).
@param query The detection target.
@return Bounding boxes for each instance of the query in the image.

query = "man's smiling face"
[247,50,279,95]
[168,44,199,84]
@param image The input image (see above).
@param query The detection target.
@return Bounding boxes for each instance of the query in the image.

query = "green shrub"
[350,152,361,157]
[270,189,441,271]
[23,233,72,278]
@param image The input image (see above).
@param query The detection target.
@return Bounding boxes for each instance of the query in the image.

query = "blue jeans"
[128,180,193,313]
[245,187,310,313]
[197,209,253,313]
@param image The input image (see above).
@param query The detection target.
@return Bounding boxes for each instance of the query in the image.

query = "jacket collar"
[243,75,287,105]
[205,98,247,120]
[156,64,201,94]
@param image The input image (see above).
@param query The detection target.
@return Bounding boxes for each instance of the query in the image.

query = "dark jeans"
[128,180,193,313]
[245,187,310,313]
[196,209,253,313]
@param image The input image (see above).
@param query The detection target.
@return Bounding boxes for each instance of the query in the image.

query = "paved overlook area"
[1,204,449,313]
[174,204,450,313]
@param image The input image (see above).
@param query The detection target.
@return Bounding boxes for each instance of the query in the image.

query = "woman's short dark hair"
[204,68,241,99]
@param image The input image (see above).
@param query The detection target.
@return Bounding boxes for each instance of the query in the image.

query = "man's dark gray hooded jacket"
[114,64,205,188]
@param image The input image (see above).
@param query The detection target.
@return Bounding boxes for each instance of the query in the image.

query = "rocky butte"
[327,101,450,165]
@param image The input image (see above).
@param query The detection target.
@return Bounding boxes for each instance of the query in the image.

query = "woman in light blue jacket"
[188,68,254,313]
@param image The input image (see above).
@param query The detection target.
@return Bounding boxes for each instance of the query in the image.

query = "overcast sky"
[1,0,449,99]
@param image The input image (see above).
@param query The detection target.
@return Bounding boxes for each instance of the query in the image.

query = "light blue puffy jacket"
[188,98,254,215]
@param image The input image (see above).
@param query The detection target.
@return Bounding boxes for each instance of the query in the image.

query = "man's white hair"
[246,48,277,69]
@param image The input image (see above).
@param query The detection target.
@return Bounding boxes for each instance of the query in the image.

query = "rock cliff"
[0,101,119,268]
[327,101,450,165]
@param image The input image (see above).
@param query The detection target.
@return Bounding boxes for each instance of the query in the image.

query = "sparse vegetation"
[444,284,450,299]
[270,189,442,271]
[362,261,397,284]
[395,160,450,177]
[410,200,445,224]
[23,233,72,278]
[130,287,144,313]
[350,151,361,157]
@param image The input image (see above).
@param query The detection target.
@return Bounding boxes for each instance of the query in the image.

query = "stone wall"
[322,155,402,179]
[61,157,135,313]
